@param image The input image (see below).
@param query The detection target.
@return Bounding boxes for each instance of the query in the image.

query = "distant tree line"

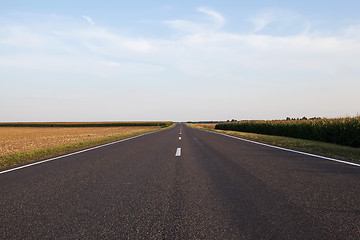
[187,121,222,124]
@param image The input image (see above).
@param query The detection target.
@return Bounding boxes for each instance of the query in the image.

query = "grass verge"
[188,124,360,164]
[0,125,173,170]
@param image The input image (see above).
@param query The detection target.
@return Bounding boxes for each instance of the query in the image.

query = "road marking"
[194,128,360,168]
[176,148,181,156]
[0,127,174,175]
[179,137,182,140]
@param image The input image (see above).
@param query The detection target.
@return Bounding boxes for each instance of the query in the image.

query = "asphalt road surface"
[1,123,360,239]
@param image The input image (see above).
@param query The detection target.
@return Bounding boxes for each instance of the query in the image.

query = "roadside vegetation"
[189,122,360,163]
[215,117,360,148]
[0,122,173,170]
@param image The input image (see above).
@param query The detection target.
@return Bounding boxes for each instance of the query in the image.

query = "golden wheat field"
[0,126,158,155]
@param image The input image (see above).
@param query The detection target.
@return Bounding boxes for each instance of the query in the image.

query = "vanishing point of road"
[1,124,359,239]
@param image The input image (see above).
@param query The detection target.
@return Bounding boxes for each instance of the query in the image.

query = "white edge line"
[0,126,175,175]
[192,127,360,168]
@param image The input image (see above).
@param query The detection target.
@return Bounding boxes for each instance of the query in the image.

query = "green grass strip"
[0,125,174,170]
[189,124,360,164]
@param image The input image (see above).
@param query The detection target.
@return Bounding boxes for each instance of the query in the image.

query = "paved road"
[1,123,360,239]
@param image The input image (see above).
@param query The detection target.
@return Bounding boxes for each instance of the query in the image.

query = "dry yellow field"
[193,123,217,129]
[0,126,158,155]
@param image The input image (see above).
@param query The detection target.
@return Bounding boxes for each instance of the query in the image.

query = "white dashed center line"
[179,137,181,140]
[175,148,181,157]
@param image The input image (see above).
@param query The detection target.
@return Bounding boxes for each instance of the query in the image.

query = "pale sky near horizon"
[1,0,360,122]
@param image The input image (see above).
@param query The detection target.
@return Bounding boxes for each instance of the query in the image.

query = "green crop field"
[215,117,360,148]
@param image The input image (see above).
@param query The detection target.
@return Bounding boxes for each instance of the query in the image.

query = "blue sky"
[1,1,360,122]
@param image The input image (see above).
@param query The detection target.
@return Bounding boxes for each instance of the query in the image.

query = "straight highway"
[1,123,359,239]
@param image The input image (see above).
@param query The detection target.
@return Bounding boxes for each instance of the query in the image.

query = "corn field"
[215,117,360,148]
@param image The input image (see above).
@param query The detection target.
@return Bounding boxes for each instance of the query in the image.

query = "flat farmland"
[190,123,217,129]
[0,126,158,155]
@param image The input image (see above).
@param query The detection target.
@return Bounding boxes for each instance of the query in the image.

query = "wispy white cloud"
[249,13,274,32]
[164,7,225,33]
[82,15,95,25]
[197,7,225,28]
[164,19,203,33]
[248,8,300,33]
[2,9,360,78]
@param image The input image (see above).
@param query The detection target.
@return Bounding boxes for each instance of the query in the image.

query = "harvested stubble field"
[0,126,158,155]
